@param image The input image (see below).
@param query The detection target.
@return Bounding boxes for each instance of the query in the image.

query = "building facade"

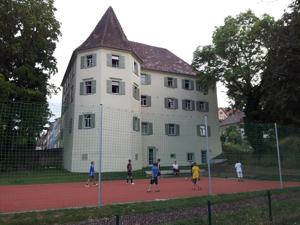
[60,7,222,172]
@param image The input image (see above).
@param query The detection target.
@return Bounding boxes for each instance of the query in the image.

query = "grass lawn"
[1,187,300,225]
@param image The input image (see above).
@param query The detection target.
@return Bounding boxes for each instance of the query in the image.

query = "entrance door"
[148,148,156,166]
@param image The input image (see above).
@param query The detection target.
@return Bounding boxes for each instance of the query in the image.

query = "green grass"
[1,187,300,225]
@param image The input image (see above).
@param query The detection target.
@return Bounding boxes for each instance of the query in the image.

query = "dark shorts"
[192,179,197,184]
[127,172,132,177]
[89,175,95,179]
[150,177,158,185]
[173,169,179,173]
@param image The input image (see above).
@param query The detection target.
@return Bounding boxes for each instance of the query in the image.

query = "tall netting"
[0,100,300,215]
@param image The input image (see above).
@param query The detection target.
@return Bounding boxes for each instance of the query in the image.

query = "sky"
[49,0,292,108]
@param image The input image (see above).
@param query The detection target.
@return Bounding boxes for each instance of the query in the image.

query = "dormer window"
[112,55,119,68]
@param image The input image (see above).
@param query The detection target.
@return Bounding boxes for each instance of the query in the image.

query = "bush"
[222,144,242,153]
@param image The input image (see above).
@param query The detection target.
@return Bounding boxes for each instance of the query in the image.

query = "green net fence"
[0,99,300,215]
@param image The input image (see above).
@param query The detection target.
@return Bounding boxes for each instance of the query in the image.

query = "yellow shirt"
[192,166,200,179]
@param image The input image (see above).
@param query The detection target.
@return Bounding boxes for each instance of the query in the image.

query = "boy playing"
[147,162,160,192]
[191,162,201,190]
[126,159,134,185]
[85,161,98,187]
[235,160,243,182]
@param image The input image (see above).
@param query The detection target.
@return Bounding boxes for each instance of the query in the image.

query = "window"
[141,95,151,107]
[107,54,125,68]
[165,124,180,136]
[133,61,138,75]
[78,114,95,129]
[165,98,178,109]
[220,112,223,114]
[133,116,140,131]
[170,154,176,159]
[196,101,209,112]
[82,154,88,160]
[71,86,74,102]
[197,125,211,137]
[164,77,177,88]
[141,74,151,85]
[135,154,138,160]
[196,84,204,92]
[201,151,207,164]
[141,122,153,135]
[182,79,194,90]
[133,85,140,100]
[107,80,125,95]
[80,54,97,69]
[182,99,195,111]
[187,153,194,162]
[80,80,96,95]
[69,118,72,134]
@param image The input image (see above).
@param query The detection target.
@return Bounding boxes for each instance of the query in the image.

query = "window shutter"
[197,125,200,136]
[132,85,135,98]
[205,102,209,112]
[191,100,195,111]
[106,80,112,93]
[137,88,140,100]
[61,129,63,140]
[182,99,186,110]
[120,82,125,95]
[120,56,125,69]
[175,124,180,136]
[146,96,151,107]
[196,101,200,111]
[91,114,95,128]
[137,118,140,131]
[164,77,167,87]
[107,54,112,67]
[191,80,194,90]
[132,117,136,130]
[149,123,153,135]
[165,124,169,135]
[92,54,97,67]
[78,115,83,129]
[164,98,168,108]
[92,80,96,94]
[175,98,178,109]
[174,78,177,88]
[69,118,72,134]
[146,74,151,84]
[72,63,76,76]
[80,82,84,95]
[81,56,85,69]
[208,126,211,136]
[182,79,185,89]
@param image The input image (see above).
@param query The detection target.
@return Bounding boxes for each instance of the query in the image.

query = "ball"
[185,178,188,181]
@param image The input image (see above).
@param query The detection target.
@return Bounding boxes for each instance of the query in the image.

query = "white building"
[61,7,222,172]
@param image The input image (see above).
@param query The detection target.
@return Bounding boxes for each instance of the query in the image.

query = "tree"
[191,10,275,153]
[0,0,61,164]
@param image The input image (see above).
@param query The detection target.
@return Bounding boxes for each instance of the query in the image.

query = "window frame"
[187,153,195,162]
[165,123,180,136]
[165,97,178,109]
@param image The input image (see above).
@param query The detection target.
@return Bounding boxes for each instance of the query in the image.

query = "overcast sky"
[49,0,292,107]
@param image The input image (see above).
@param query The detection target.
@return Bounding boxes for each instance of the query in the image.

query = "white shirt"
[235,163,242,172]
[173,164,179,170]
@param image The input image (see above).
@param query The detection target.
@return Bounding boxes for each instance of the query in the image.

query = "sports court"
[1,177,300,213]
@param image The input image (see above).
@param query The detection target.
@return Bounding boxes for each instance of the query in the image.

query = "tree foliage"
[192,3,300,153]
[0,0,61,157]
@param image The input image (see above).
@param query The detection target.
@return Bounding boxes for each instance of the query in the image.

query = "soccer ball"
[185,178,188,181]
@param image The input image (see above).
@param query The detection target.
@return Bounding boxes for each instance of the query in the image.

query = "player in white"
[235,161,243,182]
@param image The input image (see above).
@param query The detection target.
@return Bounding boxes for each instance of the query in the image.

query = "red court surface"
[1,177,300,213]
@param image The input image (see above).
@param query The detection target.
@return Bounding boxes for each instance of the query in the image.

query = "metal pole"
[205,115,212,196]
[98,104,103,207]
[274,123,283,189]
[208,200,212,225]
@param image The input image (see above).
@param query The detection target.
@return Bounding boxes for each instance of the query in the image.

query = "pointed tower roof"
[75,6,133,52]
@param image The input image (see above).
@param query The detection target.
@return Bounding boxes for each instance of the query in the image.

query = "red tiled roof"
[219,111,245,126]
[75,6,195,76]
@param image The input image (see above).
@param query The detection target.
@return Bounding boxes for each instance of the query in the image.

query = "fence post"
[98,104,103,207]
[268,190,272,221]
[116,214,119,225]
[205,115,212,196]
[208,200,211,225]
[274,123,283,189]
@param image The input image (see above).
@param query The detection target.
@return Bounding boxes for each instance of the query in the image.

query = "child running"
[126,159,134,185]
[191,162,201,190]
[85,161,98,187]
[235,160,244,182]
[147,162,160,192]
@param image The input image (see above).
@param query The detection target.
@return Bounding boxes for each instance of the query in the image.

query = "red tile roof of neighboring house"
[74,6,195,76]
[219,111,245,126]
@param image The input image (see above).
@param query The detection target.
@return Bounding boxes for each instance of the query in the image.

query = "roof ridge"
[100,6,111,46]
